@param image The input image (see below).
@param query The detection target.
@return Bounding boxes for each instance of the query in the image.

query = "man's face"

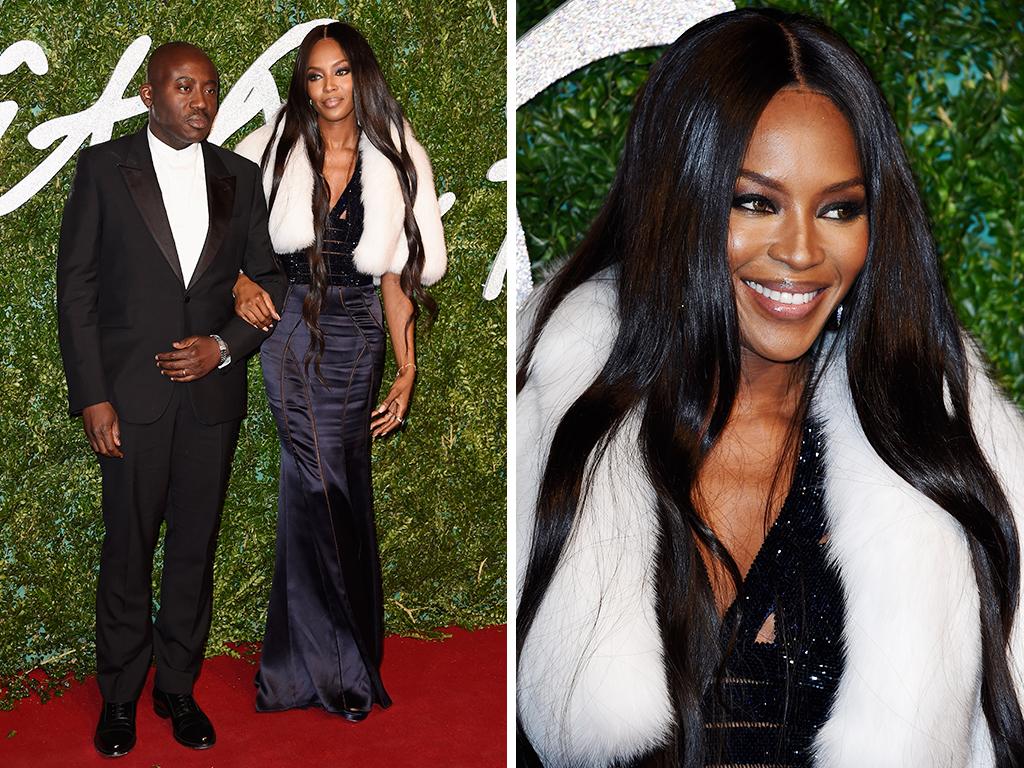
[140,49,219,149]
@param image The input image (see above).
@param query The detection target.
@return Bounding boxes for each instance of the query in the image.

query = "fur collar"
[517,273,1024,767]
[233,110,446,285]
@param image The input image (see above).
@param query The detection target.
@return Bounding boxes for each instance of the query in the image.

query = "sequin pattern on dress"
[279,159,372,287]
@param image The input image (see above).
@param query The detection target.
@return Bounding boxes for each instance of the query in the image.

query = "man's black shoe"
[152,688,216,749]
[94,700,136,757]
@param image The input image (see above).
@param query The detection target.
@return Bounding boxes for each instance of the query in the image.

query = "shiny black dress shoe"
[152,688,216,749]
[94,700,136,757]
[338,706,370,723]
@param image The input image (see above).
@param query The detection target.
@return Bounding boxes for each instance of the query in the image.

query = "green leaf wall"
[517,0,1024,397]
[0,0,506,705]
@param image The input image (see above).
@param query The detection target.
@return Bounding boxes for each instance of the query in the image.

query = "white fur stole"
[233,111,446,285]
[517,275,1024,767]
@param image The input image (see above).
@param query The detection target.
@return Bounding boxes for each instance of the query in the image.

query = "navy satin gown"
[256,163,392,716]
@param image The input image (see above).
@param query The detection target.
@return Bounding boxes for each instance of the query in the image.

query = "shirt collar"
[147,125,202,167]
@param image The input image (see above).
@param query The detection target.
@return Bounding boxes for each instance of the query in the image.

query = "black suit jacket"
[57,126,287,425]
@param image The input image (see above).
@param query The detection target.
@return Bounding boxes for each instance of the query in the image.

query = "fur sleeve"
[517,273,674,767]
[516,275,618,596]
[963,340,1024,765]
[810,340,1024,767]
[233,115,316,255]
[355,126,447,285]
[399,132,447,285]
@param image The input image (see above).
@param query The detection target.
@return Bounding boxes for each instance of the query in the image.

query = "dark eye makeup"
[732,193,776,214]
[306,67,350,81]
[731,193,866,221]
[819,201,865,220]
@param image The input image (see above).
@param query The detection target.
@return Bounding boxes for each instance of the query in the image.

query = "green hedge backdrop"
[0,0,506,705]
[517,0,1024,398]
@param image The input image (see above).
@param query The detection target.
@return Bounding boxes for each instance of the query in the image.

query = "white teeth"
[743,280,820,305]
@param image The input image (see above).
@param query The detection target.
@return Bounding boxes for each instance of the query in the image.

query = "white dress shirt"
[147,127,209,287]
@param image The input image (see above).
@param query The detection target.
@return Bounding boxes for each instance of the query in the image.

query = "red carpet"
[0,626,505,767]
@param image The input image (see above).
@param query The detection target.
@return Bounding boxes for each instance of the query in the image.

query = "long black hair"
[261,22,435,370]
[517,7,1023,766]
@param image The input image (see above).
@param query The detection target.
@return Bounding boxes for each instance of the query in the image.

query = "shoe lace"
[106,702,133,722]
[167,693,199,717]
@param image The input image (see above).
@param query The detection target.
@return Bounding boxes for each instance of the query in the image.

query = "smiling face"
[140,45,219,148]
[306,37,355,124]
[728,88,868,367]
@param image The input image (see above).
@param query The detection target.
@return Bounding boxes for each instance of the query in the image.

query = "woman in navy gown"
[232,21,446,721]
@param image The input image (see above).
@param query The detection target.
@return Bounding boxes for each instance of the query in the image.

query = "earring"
[835,303,844,328]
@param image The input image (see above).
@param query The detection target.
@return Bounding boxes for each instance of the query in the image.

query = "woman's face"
[305,37,355,123]
[728,88,868,366]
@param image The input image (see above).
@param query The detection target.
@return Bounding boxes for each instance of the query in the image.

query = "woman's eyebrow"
[738,169,785,191]
[737,169,865,194]
[821,177,865,194]
[306,59,349,71]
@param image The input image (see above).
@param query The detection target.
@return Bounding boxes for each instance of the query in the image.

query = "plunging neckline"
[699,420,824,634]
[699,420,842,767]
[328,159,360,216]
[722,468,804,630]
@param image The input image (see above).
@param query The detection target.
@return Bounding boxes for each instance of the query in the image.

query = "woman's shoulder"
[401,121,430,161]
[963,336,1024,475]
[520,267,619,388]
[520,267,618,340]
[233,115,281,165]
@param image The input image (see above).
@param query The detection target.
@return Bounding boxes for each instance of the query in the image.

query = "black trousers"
[95,385,241,702]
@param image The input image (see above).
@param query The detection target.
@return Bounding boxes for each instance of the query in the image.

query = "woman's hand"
[371,367,415,438]
[234,272,280,331]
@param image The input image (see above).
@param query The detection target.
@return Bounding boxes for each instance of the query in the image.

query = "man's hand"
[83,401,123,458]
[155,336,221,382]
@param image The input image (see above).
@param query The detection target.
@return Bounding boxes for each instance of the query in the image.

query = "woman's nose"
[768,211,824,269]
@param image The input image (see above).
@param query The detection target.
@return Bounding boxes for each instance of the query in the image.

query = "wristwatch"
[210,334,231,368]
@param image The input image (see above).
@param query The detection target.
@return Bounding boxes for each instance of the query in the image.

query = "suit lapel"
[119,127,183,285]
[187,143,235,291]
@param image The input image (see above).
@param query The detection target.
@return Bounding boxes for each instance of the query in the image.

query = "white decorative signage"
[515,0,735,305]
[484,158,507,301]
[0,21,330,217]
[0,22,505,299]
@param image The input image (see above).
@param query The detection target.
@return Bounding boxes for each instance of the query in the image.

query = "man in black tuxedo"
[56,42,285,757]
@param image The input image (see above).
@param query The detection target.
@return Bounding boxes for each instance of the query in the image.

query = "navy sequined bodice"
[279,161,371,287]
[701,420,845,767]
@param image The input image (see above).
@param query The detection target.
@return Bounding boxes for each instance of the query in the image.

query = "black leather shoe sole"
[153,698,216,750]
